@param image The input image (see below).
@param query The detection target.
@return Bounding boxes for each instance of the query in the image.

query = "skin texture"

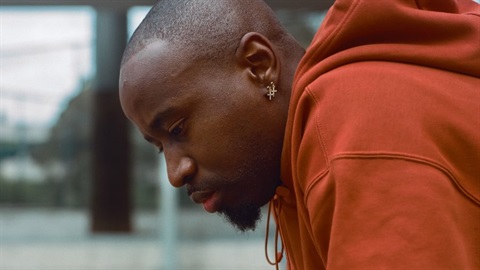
[120,4,304,231]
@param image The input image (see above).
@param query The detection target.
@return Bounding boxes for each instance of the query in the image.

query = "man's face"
[119,41,283,231]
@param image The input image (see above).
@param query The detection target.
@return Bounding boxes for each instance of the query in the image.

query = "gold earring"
[267,82,277,100]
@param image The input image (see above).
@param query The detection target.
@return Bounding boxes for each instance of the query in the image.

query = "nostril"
[183,174,194,184]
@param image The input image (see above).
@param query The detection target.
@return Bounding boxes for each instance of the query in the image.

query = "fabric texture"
[276,0,480,269]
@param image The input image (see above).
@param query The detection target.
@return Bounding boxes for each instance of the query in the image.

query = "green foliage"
[0,178,58,207]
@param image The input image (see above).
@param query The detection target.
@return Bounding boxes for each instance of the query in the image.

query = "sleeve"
[305,156,479,269]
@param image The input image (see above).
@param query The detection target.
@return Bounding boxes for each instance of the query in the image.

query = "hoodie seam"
[300,86,331,200]
[466,12,480,17]
[303,152,480,206]
[306,85,331,168]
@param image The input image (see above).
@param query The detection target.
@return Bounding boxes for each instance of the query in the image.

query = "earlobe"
[235,32,278,86]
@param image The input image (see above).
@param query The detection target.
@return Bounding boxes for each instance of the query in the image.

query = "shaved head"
[122,0,297,67]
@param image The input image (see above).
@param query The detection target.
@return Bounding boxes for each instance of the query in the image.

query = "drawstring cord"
[265,198,284,270]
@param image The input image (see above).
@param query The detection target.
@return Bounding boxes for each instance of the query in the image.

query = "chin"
[218,202,262,232]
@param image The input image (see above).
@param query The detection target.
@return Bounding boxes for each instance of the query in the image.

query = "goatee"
[219,203,262,232]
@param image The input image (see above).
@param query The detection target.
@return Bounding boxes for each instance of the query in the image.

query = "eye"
[168,118,185,136]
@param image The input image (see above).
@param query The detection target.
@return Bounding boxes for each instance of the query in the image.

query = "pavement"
[0,208,279,270]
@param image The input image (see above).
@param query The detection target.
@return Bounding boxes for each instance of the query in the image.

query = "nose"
[165,154,196,188]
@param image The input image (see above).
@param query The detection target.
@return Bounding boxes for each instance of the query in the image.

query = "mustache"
[186,176,226,196]
[186,184,197,196]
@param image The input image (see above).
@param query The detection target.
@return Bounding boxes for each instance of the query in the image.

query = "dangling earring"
[267,82,277,100]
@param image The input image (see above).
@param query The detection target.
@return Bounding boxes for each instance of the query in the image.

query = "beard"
[218,202,262,232]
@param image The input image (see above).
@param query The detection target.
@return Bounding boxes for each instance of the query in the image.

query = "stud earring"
[267,82,277,100]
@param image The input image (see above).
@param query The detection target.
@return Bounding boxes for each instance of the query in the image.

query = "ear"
[235,32,278,87]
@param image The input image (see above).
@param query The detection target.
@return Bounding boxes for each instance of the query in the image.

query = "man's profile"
[119,0,480,269]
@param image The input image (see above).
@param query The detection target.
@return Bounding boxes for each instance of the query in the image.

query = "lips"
[189,190,219,213]
[190,190,214,204]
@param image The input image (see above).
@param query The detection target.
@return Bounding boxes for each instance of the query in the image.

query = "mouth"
[189,190,220,213]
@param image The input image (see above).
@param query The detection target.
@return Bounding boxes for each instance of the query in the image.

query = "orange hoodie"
[275,0,480,269]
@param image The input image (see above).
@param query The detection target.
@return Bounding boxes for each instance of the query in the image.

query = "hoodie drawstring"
[265,198,284,270]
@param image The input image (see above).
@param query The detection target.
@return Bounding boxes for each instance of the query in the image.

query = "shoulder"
[294,60,480,202]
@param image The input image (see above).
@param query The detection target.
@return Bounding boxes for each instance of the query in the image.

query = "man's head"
[119,0,304,231]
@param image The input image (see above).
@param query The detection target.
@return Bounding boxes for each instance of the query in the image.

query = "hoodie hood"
[276,1,480,268]
[293,0,480,95]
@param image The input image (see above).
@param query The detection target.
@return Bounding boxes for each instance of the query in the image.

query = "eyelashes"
[153,118,186,154]
[168,118,185,137]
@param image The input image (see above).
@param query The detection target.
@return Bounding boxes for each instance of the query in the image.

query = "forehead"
[119,41,198,126]
[120,40,188,94]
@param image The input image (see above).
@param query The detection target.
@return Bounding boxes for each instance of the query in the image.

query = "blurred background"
[0,0,331,269]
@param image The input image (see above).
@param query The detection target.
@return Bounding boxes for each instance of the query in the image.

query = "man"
[119,0,480,269]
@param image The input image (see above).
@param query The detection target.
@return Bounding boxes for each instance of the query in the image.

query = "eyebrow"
[143,134,154,143]
[147,106,178,132]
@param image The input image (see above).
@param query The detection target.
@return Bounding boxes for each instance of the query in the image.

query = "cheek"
[189,95,268,172]
[188,120,246,169]
[194,131,237,167]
